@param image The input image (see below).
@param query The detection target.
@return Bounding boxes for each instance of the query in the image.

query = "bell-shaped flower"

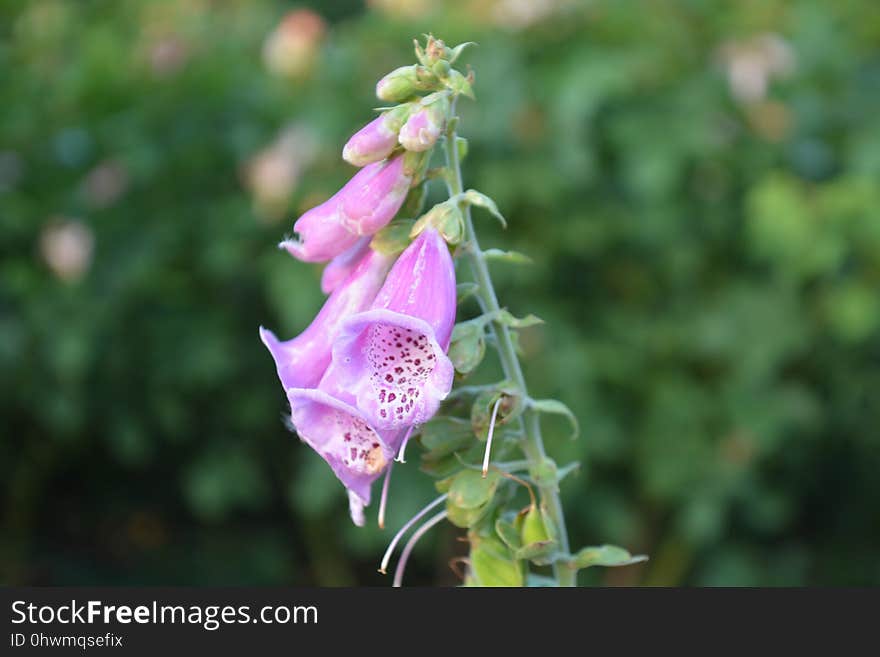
[329,228,457,431]
[320,236,371,294]
[280,155,411,263]
[260,247,393,393]
[342,105,413,167]
[286,369,408,526]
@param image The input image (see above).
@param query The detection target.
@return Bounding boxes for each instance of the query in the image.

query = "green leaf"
[569,545,648,570]
[483,249,533,265]
[449,321,486,374]
[463,189,506,227]
[420,416,474,456]
[497,310,544,329]
[529,398,580,440]
[448,469,500,510]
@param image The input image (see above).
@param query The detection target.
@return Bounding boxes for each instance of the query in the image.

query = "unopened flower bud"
[376,65,437,102]
[342,104,414,167]
[398,96,449,152]
[432,60,451,78]
[520,504,550,546]
[376,65,419,102]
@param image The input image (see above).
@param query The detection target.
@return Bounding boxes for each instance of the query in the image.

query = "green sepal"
[469,533,524,587]
[446,68,475,99]
[449,42,477,64]
[494,516,523,552]
[370,219,414,256]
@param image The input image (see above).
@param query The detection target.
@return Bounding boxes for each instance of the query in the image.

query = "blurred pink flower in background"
[718,34,796,105]
[244,125,318,222]
[40,218,94,283]
[263,8,326,79]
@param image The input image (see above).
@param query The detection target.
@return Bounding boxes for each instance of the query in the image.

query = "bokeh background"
[3,0,879,586]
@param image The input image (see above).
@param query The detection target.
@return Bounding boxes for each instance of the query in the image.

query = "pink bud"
[342,105,412,167]
[338,155,412,235]
[279,193,359,263]
[281,155,412,262]
[398,97,448,152]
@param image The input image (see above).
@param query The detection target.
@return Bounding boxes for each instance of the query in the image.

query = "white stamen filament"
[377,461,393,530]
[379,493,447,575]
[395,424,416,463]
[392,510,448,588]
[482,398,502,478]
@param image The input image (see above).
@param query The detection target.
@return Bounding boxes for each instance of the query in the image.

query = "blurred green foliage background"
[2,0,879,586]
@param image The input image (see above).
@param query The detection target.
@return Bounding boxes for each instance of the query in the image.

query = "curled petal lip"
[287,385,403,503]
[331,308,455,431]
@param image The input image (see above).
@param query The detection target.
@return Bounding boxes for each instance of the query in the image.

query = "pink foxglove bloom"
[330,228,456,431]
[260,247,393,393]
[342,105,412,167]
[338,154,411,235]
[287,373,407,526]
[280,155,411,262]
[398,98,447,152]
[320,236,371,294]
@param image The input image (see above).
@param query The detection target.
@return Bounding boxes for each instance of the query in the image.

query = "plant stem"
[443,105,575,586]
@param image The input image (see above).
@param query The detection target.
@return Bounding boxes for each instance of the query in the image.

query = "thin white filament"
[482,398,503,477]
[377,461,393,530]
[392,510,448,588]
[395,424,416,463]
[378,494,447,574]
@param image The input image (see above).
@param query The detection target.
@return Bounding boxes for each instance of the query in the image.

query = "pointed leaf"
[570,544,649,570]
[463,190,506,227]
[530,398,579,440]
[483,249,533,265]
[497,310,544,329]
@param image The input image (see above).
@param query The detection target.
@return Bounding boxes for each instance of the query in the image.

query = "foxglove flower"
[260,247,393,393]
[342,105,413,167]
[320,236,371,294]
[280,155,411,262]
[287,371,407,526]
[398,97,448,152]
[329,228,456,431]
